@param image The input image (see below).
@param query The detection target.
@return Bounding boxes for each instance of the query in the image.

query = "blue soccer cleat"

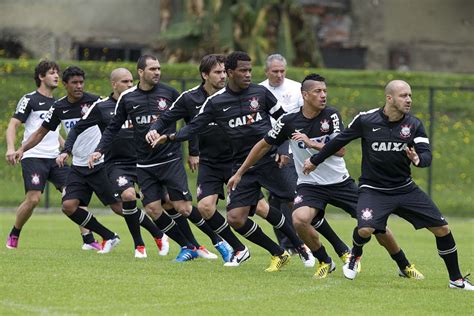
[215,240,233,262]
[175,246,198,262]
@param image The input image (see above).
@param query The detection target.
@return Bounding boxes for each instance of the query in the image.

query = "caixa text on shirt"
[135,114,158,124]
[228,112,263,128]
[371,142,408,151]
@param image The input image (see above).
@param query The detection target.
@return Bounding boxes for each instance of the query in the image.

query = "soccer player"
[13,66,121,254]
[4,60,90,249]
[260,54,351,261]
[147,51,299,272]
[58,68,169,258]
[304,79,473,290]
[89,55,219,262]
[229,74,423,280]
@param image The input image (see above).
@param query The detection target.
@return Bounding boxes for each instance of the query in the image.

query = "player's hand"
[227,173,242,193]
[8,148,24,165]
[88,152,102,169]
[275,153,290,168]
[145,130,160,145]
[56,153,69,168]
[405,147,420,166]
[150,135,168,148]
[188,155,199,172]
[5,148,18,165]
[302,158,317,175]
[292,132,322,150]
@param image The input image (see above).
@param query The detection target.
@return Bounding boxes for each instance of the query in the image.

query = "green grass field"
[1,212,472,315]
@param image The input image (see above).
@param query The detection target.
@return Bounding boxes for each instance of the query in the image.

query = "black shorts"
[137,158,192,206]
[21,158,70,193]
[227,161,295,211]
[268,162,297,199]
[357,184,448,231]
[293,178,358,219]
[106,163,137,193]
[196,162,231,201]
[62,164,119,206]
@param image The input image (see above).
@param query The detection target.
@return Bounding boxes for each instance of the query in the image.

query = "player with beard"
[90,55,223,262]
[304,79,472,290]
[59,68,170,258]
[147,51,305,272]
[229,74,423,280]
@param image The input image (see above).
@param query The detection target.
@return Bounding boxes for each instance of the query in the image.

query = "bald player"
[303,80,473,290]
[60,68,169,258]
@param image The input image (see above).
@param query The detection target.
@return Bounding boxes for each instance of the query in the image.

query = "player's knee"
[145,205,163,220]
[227,213,245,229]
[109,202,123,215]
[175,203,192,217]
[120,189,136,202]
[25,192,42,207]
[429,224,450,237]
[62,200,77,215]
[358,227,373,238]
[292,211,305,228]
[197,201,214,219]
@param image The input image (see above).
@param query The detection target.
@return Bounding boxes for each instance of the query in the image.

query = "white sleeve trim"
[414,137,429,144]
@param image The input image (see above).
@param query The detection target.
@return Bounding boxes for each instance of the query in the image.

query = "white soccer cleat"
[134,246,147,258]
[224,246,251,267]
[196,246,218,259]
[298,245,316,268]
[155,234,170,256]
[97,235,120,254]
[449,275,474,291]
[343,255,361,280]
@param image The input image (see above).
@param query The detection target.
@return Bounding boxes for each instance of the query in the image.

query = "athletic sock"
[138,209,163,239]
[436,232,462,281]
[269,195,291,248]
[390,249,410,271]
[312,245,332,264]
[10,226,21,237]
[352,227,371,257]
[188,206,222,244]
[166,208,200,247]
[235,218,283,256]
[67,207,115,240]
[313,217,350,256]
[206,211,245,251]
[122,201,144,248]
[153,212,192,248]
[82,232,95,244]
[266,205,303,247]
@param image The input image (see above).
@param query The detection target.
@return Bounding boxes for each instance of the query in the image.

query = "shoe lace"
[348,256,358,270]
[462,273,471,283]
[297,246,309,261]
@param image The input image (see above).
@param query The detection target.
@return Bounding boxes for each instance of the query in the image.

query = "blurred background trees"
[157,0,321,67]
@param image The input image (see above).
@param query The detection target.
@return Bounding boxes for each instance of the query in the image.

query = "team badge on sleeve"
[361,208,373,221]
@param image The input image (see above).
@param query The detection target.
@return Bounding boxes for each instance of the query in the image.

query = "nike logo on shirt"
[223,107,231,112]
[39,102,46,105]
[372,128,381,132]
[63,110,70,113]
[133,105,140,109]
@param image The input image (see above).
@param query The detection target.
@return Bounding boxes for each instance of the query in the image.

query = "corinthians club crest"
[157,98,168,110]
[361,208,373,221]
[400,124,412,138]
[80,104,90,116]
[320,119,330,133]
[31,173,40,185]
[249,97,260,111]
